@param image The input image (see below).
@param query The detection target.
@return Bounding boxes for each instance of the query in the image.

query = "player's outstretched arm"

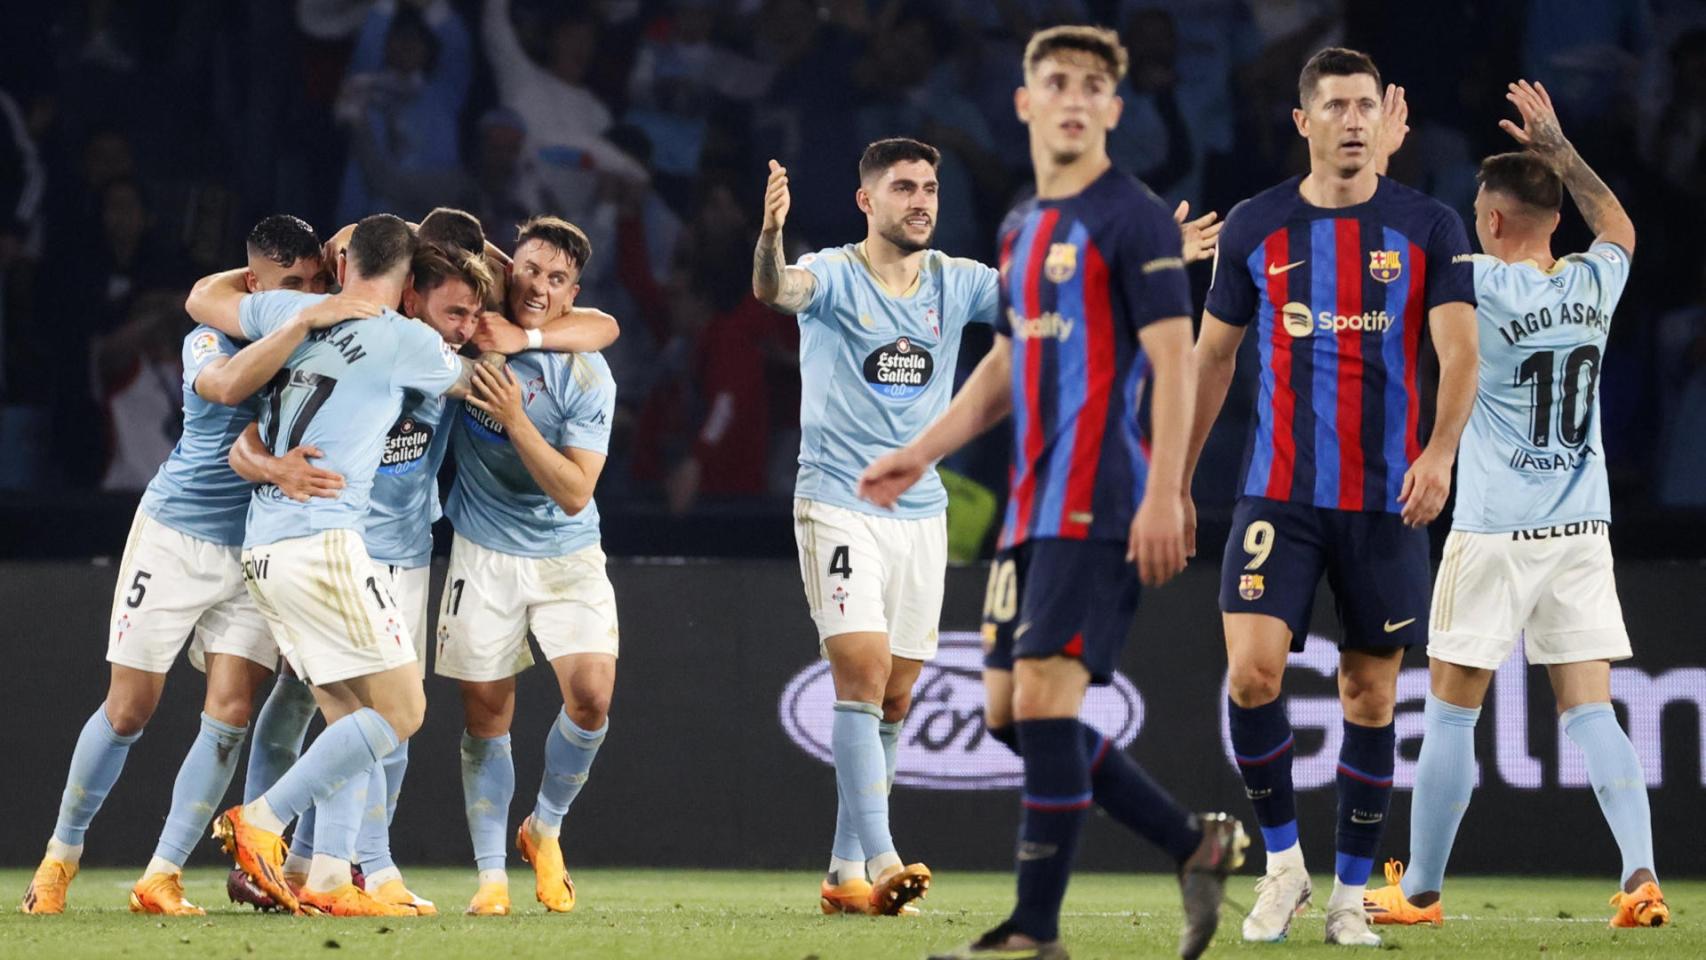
[752,159,816,313]
[1500,79,1635,254]
[185,269,252,338]
[464,361,604,515]
[1399,301,1477,527]
[858,335,1013,508]
[471,308,620,355]
[227,422,345,501]
[1180,312,1246,555]
[1173,201,1223,264]
[1131,317,1195,586]
[195,295,386,406]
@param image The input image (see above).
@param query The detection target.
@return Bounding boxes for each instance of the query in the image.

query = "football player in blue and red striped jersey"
[1182,48,1479,947]
[861,25,1246,960]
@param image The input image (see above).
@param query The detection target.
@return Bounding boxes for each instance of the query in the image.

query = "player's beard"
[878,217,933,254]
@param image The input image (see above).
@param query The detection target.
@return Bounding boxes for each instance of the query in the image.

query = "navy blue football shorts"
[981,538,1138,685]
[1218,496,1429,652]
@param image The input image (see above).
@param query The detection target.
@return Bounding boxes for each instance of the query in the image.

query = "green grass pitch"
[1,869,1696,959]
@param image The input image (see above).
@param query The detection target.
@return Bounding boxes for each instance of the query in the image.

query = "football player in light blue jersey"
[1366,81,1667,930]
[434,216,620,917]
[21,216,351,917]
[753,138,999,916]
[186,214,481,917]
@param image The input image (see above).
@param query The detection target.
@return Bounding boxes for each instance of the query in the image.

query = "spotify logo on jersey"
[1282,302,1314,338]
[863,337,934,400]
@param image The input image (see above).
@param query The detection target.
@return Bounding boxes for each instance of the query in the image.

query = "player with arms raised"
[753,137,999,916]
[862,26,1245,960]
[1184,48,1479,946]
[1364,81,1666,930]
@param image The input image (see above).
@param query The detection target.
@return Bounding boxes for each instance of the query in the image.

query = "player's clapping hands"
[762,159,791,233]
[1398,448,1452,528]
[466,362,528,432]
[1499,79,1570,164]
[271,445,344,502]
[1129,493,1187,586]
[858,448,928,510]
[1173,201,1222,264]
[298,294,386,330]
[472,311,528,355]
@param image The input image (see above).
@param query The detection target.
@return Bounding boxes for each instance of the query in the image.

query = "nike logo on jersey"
[1267,260,1307,276]
[1383,618,1416,633]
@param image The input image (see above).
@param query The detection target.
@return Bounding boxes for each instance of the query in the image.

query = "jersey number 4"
[1517,346,1600,448]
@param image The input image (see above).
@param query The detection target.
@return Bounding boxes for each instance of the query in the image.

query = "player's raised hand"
[1129,492,1187,586]
[472,311,527,355]
[273,445,344,502]
[299,294,386,330]
[858,448,927,510]
[465,362,527,430]
[1374,83,1410,164]
[1397,447,1452,528]
[1499,79,1570,165]
[762,159,791,234]
[1174,201,1222,264]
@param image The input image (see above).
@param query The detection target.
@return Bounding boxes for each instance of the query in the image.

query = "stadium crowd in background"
[0,0,1703,517]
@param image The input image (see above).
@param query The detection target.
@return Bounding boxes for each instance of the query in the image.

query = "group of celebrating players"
[20,22,1666,960]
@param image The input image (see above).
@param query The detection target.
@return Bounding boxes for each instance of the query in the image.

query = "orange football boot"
[128,873,205,916]
[212,805,298,914]
[19,858,76,915]
[516,817,576,912]
[1609,881,1670,928]
[1364,860,1443,926]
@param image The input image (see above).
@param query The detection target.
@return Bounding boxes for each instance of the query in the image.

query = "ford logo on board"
[779,632,1143,790]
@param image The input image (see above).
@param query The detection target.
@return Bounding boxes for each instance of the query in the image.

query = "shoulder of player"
[1377,179,1465,229]
[540,349,614,393]
[924,249,997,280]
[796,244,856,270]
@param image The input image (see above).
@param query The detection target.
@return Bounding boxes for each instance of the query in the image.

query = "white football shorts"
[433,534,619,682]
[792,497,945,661]
[1429,524,1631,670]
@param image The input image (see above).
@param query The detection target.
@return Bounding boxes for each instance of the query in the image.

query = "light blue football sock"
[381,737,408,826]
[461,732,514,871]
[293,804,317,860]
[260,708,397,824]
[534,712,606,831]
[880,718,902,788]
[1563,702,1656,885]
[833,701,894,863]
[830,718,905,868]
[311,763,370,864]
[353,758,392,874]
[153,713,247,866]
[52,707,144,846]
[1403,693,1480,898]
[244,674,316,803]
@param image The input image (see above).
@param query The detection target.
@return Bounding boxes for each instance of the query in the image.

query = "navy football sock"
[1081,724,1202,862]
[1228,698,1299,856]
[1008,718,1090,943]
[1335,719,1396,886]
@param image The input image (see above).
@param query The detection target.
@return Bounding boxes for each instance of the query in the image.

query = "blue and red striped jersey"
[994,168,1192,549]
[1205,176,1475,514]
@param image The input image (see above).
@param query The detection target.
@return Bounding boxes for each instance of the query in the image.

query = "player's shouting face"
[1295,72,1383,177]
[408,277,481,347]
[859,158,938,254]
[508,238,580,329]
[1018,54,1123,165]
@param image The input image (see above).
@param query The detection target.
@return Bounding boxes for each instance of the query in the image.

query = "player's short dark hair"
[347,213,417,279]
[412,242,496,308]
[516,215,592,275]
[245,214,321,268]
[1023,25,1128,82]
[1477,152,1563,213]
[858,138,941,184]
[419,207,486,256]
[1298,47,1382,107]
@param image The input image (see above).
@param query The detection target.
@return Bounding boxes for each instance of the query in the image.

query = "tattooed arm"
[752,159,817,314]
[1501,79,1636,255]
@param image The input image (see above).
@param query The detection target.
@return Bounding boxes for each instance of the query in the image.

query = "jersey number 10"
[1516,345,1600,448]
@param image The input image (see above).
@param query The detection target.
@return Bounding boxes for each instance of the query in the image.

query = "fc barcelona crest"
[1368,249,1403,283]
[1238,574,1265,601]
[1045,243,1078,283]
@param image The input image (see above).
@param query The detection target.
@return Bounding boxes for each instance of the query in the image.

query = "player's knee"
[203,691,253,728]
[1339,680,1396,726]
[832,663,888,705]
[378,686,426,741]
[1227,664,1283,708]
[564,699,608,731]
[103,692,158,736]
[881,689,913,722]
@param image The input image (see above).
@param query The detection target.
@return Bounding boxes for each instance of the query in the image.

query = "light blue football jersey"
[136,327,261,546]
[1452,241,1630,532]
[444,350,615,558]
[238,291,465,548]
[364,392,453,568]
[794,243,999,517]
